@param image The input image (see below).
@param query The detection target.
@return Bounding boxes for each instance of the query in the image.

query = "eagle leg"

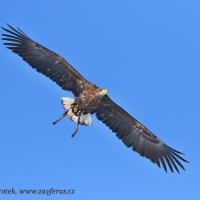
[52,111,68,125]
[71,115,80,138]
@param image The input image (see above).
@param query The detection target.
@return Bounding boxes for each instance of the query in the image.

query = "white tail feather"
[61,97,92,125]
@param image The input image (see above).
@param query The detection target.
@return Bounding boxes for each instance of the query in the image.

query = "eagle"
[2,24,188,173]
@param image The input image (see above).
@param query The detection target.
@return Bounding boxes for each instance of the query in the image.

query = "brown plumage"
[2,24,188,173]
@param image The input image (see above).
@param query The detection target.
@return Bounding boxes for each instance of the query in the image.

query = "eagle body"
[2,24,188,173]
[61,88,107,125]
[75,88,108,114]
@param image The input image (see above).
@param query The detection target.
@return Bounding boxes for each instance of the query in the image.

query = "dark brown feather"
[96,95,188,173]
[2,24,94,96]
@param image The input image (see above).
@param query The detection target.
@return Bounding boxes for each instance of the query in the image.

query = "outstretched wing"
[2,24,94,96]
[96,96,188,173]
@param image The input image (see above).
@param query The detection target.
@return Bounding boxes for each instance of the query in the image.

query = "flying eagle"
[2,24,188,173]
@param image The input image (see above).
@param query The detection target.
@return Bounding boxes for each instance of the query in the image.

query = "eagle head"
[96,88,108,97]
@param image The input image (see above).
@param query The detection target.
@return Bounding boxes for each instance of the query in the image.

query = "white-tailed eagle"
[2,24,188,173]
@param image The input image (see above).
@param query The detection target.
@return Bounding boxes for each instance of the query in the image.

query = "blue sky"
[0,0,199,199]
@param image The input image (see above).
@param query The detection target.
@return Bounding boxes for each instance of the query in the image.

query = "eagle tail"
[61,97,92,125]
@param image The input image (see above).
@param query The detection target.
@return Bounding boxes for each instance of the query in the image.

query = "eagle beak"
[101,89,108,95]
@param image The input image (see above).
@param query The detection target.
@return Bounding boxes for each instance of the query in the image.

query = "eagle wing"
[2,24,94,96]
[96,95,188,173]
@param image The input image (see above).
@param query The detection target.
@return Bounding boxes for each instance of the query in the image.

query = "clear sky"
[0,0,199,199]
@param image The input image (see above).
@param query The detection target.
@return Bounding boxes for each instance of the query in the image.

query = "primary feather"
[96,96,188,173]
[2,24,93,96]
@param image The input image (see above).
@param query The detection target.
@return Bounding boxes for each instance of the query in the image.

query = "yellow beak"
[101,89,108,95]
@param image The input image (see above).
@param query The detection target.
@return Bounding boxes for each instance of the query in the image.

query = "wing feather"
[96,96,188,173]
[2,24,94,96]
